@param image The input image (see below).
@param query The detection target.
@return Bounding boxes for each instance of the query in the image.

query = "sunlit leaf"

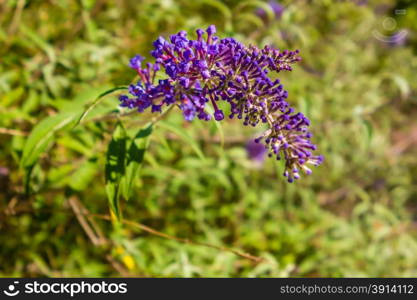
[20,112,80,193]
[361,119,373,149]
[21,112,80,169]
[19,24,56,63]
[392,75,410,100]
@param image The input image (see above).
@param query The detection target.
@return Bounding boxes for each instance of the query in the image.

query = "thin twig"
[0,127,28,136]
[68,197,105,246]
[75,197,107,244]
[90,213,264,263]
[1,204,264,263]
[8,0,25,35]
[105,255,131,277]
[68,197,135,276]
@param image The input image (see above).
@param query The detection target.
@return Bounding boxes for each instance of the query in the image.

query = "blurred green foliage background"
[1,0,417,277]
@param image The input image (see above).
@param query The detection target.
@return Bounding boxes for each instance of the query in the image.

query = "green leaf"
[120,124,153,201]
[200,0,232,20]
[47,164,74,188]
[158,121,205,160]
[1,86,24,107]
[21,112,80,169]
[235,0,276,23]
[19,24,56,63]
[236,13,264,28]
[392,75,410,100]
[75,86,128,127]
[105,122,128,220]
[22,90,40,114]
[57,135,93,157]
[361,119,373,149]
[199,0,233,31]
[21,112,80,194]
[69,158,98,191]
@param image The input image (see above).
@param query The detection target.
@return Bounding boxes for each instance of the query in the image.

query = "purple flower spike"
[119,25,322,182]
[129,55,144,70]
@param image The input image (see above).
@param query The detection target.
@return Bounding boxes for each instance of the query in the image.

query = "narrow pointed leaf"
[120,124,153,200]
[105,122,128,220]
[21,112,80,169]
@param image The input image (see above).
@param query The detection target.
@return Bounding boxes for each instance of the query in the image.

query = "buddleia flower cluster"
[119,25,323,182]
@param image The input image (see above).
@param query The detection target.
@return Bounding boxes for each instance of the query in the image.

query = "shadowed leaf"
[105,122,128,220]
[120,124,153,200]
